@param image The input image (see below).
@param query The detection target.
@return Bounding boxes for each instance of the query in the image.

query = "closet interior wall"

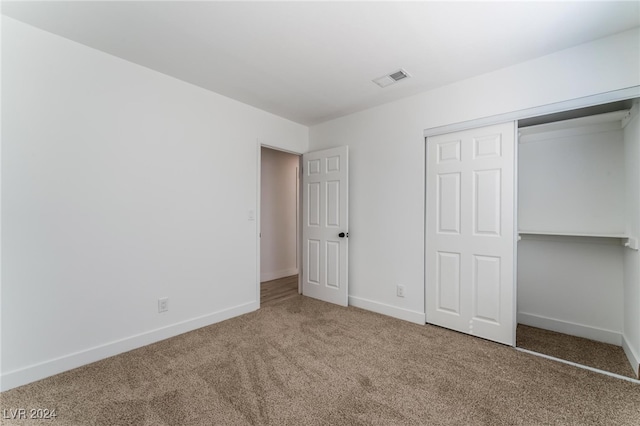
[516,101,640,375]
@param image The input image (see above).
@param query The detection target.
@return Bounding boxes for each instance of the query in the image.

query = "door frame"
[256,142,304,306]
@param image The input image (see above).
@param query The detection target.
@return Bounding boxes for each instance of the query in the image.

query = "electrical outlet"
[396,285,405,298]
[158,297,169,313]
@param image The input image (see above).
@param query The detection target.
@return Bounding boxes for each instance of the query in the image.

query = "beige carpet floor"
[517,324,637,379]
[2,295,640,425]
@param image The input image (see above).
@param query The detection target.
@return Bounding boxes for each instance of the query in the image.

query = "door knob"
[338,232,348,238]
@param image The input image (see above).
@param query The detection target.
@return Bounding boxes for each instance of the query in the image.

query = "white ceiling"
[3,1,639,126]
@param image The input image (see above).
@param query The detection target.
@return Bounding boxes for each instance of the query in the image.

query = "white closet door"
[426,122,516,346]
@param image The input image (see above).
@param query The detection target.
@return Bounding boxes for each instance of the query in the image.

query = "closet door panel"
[473,255,501,323]
[437,173,461,234]
[474,169,502,236]
[427,122,516,346]
[436,251,461,314]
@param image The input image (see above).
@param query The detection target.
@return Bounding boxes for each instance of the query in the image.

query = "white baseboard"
[349,296,425,325]
[260,268,298,282]
[517,312,621,346]
[622,334,640,378]
[0,301,259,392]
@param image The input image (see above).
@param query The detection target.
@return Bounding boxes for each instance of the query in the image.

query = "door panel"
[438,173,461,234]
[473,255,501,323]
[302,146,349,306]
[326,241,340,288]
[307,239,320,284]
[308,182,321,226]
[474,169,501,235]
[437,251,461,313]
[426,122,515,346]
[326,181,340,226]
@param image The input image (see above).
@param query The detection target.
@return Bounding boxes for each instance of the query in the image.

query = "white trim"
[0,301,258,392]
[512,122,519,347]
[518,111,627,141]
[0,14,3,395]
[622,334,640,378]
[297,158,303,295]
[349,296,426,325]
[517,312,621,346]
[260,268,299,283]
[259,142,304,157]
[622,101,640,129]
[516,348,640,384]
[256,140,262,307]
[423,86,640,137]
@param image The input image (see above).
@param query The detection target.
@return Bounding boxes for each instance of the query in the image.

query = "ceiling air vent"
[373,68,411,88]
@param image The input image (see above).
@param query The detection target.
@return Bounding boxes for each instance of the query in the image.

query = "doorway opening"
[259,146,301,306]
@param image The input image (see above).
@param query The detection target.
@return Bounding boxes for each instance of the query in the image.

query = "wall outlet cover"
[158,297,169,313]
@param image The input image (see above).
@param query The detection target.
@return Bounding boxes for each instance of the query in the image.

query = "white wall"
[624,108,640,374]
[517,237,624,344]
[518,124,625,235]
[309,28,640,324]
[260,148,299,282]
[1,17,308,391]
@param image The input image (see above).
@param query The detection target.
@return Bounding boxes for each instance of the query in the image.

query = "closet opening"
[424,90,640,380]
[515,98,640,379]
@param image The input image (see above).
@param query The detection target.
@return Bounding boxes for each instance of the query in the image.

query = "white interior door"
[426,122,516,346]
[302,146,349,306]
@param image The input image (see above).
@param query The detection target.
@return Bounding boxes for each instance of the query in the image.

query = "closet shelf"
[518,231,638,250]
[518,230,627,238]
